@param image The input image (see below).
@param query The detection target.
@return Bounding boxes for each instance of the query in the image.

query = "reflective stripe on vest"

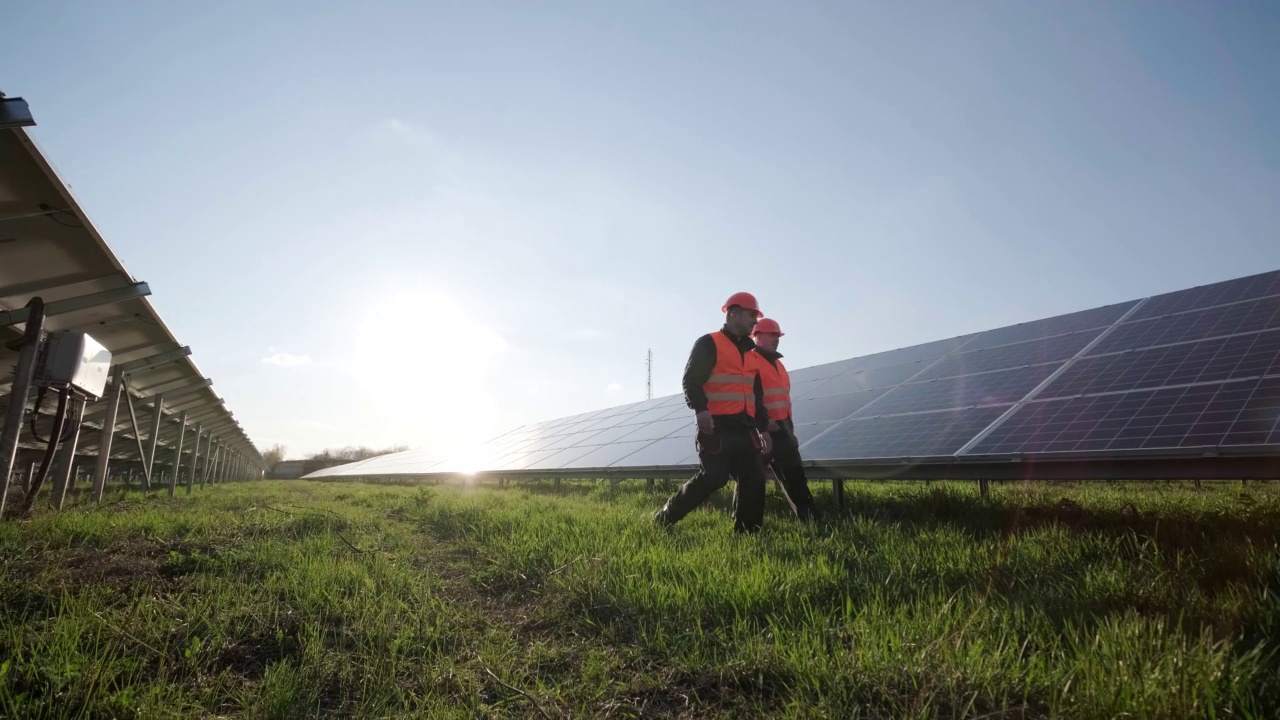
[703,332,756,418]
[751,351,791,421]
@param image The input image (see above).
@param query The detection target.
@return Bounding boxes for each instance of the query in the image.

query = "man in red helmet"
[654,292,774,533]
[751,318,821,522]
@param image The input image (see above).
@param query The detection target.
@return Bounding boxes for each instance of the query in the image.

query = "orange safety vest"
[751,351,791,421]
[703,331,757,418]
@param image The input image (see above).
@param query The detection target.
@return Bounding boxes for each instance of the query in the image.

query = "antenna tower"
[646,349,653,400]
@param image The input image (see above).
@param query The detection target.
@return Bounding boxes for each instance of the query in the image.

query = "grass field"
[2,478,1279,719]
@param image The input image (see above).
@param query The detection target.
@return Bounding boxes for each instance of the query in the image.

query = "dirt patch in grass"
[600,667,794,719]
[215,623,304,680]
[2,537,228,600]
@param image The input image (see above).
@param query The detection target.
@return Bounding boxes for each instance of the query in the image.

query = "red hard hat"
[752,318,784,337]
[721,291,762,318]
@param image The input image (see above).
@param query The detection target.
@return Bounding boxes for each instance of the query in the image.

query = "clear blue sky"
[4,1,1278,458]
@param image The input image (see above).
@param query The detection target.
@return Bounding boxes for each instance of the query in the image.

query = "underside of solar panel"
[307,269,1280,481]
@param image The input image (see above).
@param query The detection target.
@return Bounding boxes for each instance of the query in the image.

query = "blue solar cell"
[1040,330,1280,399]
[1128,270,1280,321]
[620,416,692,442]
[915,331,1098,382]
[792,389,888,423]
[963,302,1138,351]
[522,445,599,470]
[853,364,1061,417]
[559,441,654,469]
[968,377,1280,455]
[844,334,977,371]
[809,363,925,396]
[787,357,863,384]
[572,423,647,446]
[792,421,838,445]
[801,407,1006,460]
[610,435,697,468]
[622,398,687,425]
[1092,295,1280,355]
[788,378,829,401]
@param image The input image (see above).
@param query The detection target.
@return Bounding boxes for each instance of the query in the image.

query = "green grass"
[2,479,1279,718]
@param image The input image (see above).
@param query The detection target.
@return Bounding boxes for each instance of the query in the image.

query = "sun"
[349,288,508,455]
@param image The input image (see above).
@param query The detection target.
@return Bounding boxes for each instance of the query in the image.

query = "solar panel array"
[1,114,263,482]
[308,270,1280,479]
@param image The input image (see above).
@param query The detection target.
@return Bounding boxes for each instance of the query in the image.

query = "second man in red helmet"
[751,318,821,522]
[654,292,774,533]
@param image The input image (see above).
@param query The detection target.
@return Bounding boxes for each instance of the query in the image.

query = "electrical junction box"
[34,331,112,399]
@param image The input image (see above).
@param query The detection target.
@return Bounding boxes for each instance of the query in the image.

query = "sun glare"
[351,288,508,450]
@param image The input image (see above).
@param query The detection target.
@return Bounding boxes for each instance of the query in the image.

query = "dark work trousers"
[767,427,819,521]
[657,427,768,533]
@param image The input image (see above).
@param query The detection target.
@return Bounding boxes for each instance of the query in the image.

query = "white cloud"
[605,383,623,394]
[262,352,313,368]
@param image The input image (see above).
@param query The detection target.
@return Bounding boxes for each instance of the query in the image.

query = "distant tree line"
[304,445,409,463]
[262,443,409,469]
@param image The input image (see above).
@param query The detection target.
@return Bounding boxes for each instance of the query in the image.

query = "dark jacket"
[682,326,769,432]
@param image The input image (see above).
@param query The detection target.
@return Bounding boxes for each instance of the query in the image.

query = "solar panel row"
[971,377,1280,455]
[307,269,1280,479]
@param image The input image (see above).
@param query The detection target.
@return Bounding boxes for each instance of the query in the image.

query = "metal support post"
[833,478,845,510]
[0,299,45,517]
[91,366,125,502]
[212,442,224,485]
[201,437,215,488]
[187,424,203,494]
[25,462,36,494]
[979,477,991,498]
[168,412,187,497]
[145,394,164,490]
[50,396,86,510]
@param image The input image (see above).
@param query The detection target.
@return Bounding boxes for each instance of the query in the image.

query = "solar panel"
[306,268,1280,480]
[915,331,1099,382]
[970,377,1280,455]
[1090,295,1280,355]
[554,441,655,470]
[808,362,927,396]
[1127,270,1280,321]
[619,416,693,442]
[853,364,1062,417]
[1041,330,1280,398]
[961,302,1138,351]
[791,389,889,423]
[793,421,839,445]
[803,407,1008,460]
[610,434,696,468]
[842,334,977,371]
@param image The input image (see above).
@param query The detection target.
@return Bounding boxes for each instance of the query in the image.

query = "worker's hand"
[760,431,773,456]
[767,420,780,433]
[696,411,715,435]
